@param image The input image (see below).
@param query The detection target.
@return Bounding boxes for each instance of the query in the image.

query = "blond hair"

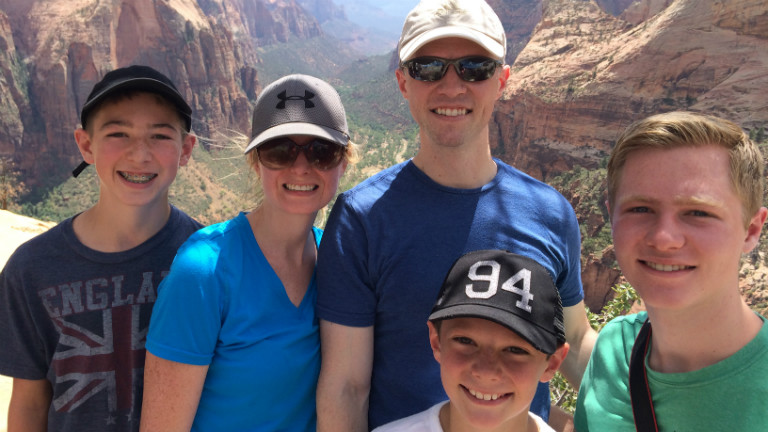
[607,111,764,227]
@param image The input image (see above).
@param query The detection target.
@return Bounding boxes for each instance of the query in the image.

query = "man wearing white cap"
[316,1,597,430]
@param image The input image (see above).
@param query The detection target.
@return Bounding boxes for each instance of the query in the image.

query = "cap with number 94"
[429,249,566,355]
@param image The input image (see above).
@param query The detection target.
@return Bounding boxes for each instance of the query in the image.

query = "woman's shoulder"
[174,214,250,263]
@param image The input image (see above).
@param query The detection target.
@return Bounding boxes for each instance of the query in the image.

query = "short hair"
[607,111,764,227]
[82,90,187,135]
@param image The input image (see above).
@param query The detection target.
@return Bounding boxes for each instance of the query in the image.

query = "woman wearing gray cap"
[139,74,357,431]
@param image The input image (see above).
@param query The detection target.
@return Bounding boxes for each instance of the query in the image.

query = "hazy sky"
[333,0,419,37]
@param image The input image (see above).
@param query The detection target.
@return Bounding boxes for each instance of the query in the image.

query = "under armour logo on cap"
[276,90,315,109]
[244,74,350,154]
[429,250,566,355]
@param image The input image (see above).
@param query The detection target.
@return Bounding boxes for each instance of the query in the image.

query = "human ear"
[427,321,442,365]
[339,159,349,176]
[74,128,95,164]
[540,342,570,383]
[395,68,409,100]
[496,64,510,99]
[743,207,768,254]
[179,134,196,167]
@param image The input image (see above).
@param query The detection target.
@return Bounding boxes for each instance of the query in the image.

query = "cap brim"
[429,304,557,355]
[399,27,505,62]
[81,78,192,131]
[244,122,349,154]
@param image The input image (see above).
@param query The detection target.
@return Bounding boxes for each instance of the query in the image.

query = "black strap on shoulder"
[629,319,659,432]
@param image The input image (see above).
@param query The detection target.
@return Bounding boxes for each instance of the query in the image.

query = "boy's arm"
[548,403,576,432]
[316,320,374,432]
[139,352,208,432]
[560,301,598,388]
[8,378,51,432]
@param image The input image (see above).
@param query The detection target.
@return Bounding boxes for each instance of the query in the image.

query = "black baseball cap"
[73,65,192,177]
[429,250,566,355]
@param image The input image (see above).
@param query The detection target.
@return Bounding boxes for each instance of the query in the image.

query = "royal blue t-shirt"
[317,160,583,429]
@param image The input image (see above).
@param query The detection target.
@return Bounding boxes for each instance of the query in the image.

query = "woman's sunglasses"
[257,137,346,170]
[400,56,502,82]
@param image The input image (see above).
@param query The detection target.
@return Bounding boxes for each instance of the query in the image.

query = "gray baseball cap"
[244,74,350,154]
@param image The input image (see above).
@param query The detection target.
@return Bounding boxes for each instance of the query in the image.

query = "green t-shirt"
[575,311,768,431]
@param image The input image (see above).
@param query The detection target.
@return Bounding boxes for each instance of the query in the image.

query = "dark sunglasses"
[400,56,502,82]
[257,137,346,170]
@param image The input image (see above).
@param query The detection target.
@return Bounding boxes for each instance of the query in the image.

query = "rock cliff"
[0,10,27,160]
[494,0,768,179]
[0,0,324,190]
[487,0,543,63]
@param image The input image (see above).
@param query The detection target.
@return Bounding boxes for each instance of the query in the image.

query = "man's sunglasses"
[400,56,502,82]
[257,137,346,170]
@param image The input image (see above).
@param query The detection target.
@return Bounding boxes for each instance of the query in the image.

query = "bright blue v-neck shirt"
[147,213,321,431]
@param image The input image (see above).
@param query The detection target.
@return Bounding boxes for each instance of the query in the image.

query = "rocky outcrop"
[296,0,346,24]
[200,0,322,47]
[595,0,637,16]
[494,0,768,179]
[0,10,27,159]
[582,245,623,312]
[620,0,673,25]
[0,0,303,189]
[487,0,543,63]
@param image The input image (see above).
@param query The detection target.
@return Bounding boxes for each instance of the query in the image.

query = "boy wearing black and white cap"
[0,65,201,431]
[374,250,569,432]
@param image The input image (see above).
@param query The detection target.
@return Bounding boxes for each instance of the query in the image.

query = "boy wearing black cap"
[374,250,569,432]
[0,65,201,432]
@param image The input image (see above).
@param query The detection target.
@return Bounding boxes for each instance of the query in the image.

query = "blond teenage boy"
[374,250,569,432]
[0,65,201,432]
[575,111,768,430]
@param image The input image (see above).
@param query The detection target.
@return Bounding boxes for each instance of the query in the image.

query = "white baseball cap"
[398,0,507,62]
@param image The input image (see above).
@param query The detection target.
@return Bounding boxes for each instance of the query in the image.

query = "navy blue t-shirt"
[0,206,201,432]
[317,160,583,429]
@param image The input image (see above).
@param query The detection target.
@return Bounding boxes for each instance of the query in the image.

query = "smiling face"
[396,38,509,151]
[74,92,195,211]
[610,145,766,313]
[254,135,347,217]
[429,317,566,431]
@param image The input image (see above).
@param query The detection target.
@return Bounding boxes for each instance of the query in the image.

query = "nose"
[436,64,468,97]
[471,349,501,381]
[290,149,311,173]
[127,138,152,162]
[645,214,685,250]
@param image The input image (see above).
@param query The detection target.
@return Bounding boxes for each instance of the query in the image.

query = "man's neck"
[412,141,498,189]
[646,296,762,373]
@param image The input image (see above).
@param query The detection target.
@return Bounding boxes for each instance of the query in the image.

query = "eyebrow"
[98,120,179,132]
[618,194,724,209]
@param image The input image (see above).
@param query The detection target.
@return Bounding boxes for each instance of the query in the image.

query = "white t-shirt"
[372,401,556,432]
